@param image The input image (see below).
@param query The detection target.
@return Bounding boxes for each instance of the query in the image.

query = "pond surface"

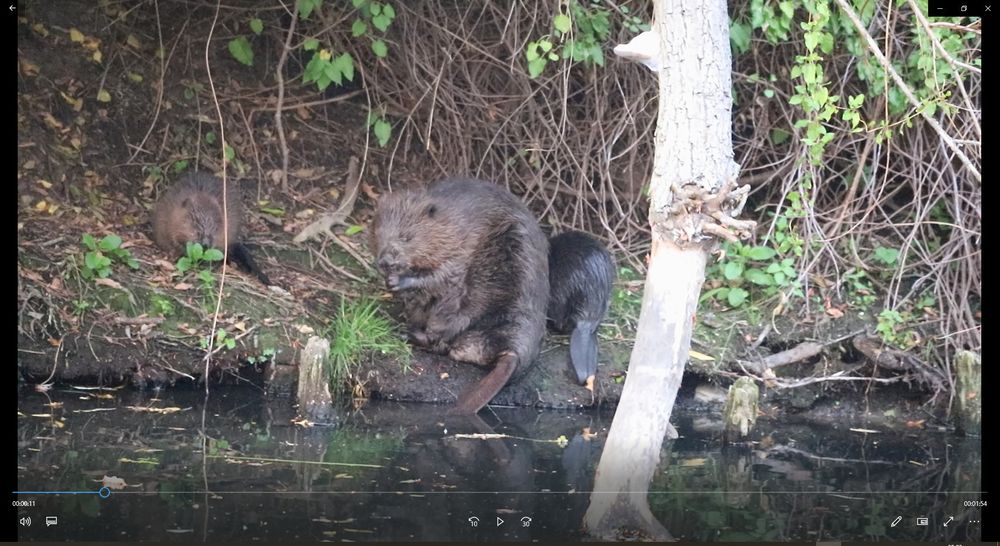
[16,386,982,542]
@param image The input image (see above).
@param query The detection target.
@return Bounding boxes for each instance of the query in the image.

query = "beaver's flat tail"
[229,242,272,286]
[450,352,518,415]
[570,320,599,385]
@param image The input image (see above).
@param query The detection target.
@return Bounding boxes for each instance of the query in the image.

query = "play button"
[496,516,504,527]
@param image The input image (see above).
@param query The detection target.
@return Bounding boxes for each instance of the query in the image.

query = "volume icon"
[19,516,31,527]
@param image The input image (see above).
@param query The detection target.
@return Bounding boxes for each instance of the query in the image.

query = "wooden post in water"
[954,350,981,435]
[722,376,759,445]
[297,336,334,423]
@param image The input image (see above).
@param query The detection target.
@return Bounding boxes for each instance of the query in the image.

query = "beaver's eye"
[402,234,413,243]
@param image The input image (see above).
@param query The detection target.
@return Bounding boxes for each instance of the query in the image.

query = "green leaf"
[370,2,381,15]
[539,39,552,52]
[127,258,140,270]
[225,338,236,350]
[259,206,285,216]
[205,131,217,145]
[728,287,749,307]
[228,36,254,67]
[203,248,225,262]
[770,128,790,145]
[527,57,546,78]
[371,39,388,58]
[186,242,204,260]
[744,268,773,286]
[383,4,395,18]
[85,251,104,271]
[249,18,263,35]
[82,233,97,250]
[345,225,365,236]
[525,43,539,61]
[98,234,123,251]
[224,145,236,161]
[176,257,192,273]
[730,21,751,54]
[304,38,320,51]
[723,262,744,281]
[172,159,189,173]
[373,119,392,147]
[351,19,368,37]
[773,271,787,285]
[298,0,320,20]
[874,247,899,265]
[547,52,559,61]
[746,246,776,260]
[553,14,571,34]
[372,13,391,32]
[351,0,366,7]
[336,53,355,81]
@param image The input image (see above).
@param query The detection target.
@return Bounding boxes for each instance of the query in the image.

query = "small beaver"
[371,177,549,414]
[152,172,271,285]
[547,231,616,389]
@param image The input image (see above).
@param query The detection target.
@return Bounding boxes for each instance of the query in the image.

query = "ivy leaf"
[228,36,254,66]
[372,13,391,32]
[336,53,355,82]
[373,119,392,147]
[297,0,320,20]
[553,14,571,34]
[351,19,368,37]
[527,57,546,78]
[249,18,263,35]
[304,38,320,51]
[874,247,899,265]
[730,21,751,55]
[371,39,388,58]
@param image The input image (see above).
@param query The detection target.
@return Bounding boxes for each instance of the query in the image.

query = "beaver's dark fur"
[371,177,549,414]
[151,172,270,285]
[547,231,615,385]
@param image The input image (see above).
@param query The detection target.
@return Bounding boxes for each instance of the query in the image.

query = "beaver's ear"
[424,204,437,218]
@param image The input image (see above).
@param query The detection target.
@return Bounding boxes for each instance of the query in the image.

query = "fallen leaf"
[97,89,111,103]
[101,475,127,489]
[126,34,141,49]
[94,278,123,290]
[688,350,715,362]
[19,59,40,76]
[69,28,85,42]
[173,282,193,291]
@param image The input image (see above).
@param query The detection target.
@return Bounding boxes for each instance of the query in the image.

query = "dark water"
[16,386,983,542]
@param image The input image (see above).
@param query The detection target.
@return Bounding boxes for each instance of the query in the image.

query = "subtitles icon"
[45,516,58,527]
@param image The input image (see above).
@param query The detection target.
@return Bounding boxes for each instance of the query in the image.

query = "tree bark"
[583,0,738,539]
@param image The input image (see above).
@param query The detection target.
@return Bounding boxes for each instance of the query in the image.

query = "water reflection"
[15,387,982,542]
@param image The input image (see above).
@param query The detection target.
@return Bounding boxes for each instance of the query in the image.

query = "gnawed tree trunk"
[583,0,747,539]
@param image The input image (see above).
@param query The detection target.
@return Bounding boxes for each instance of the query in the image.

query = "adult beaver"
[547,231,615,389]
[152,172,271,285]
[371,177,549,414]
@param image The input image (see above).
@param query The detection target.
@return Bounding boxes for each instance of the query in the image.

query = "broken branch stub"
[660,177,756,246]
